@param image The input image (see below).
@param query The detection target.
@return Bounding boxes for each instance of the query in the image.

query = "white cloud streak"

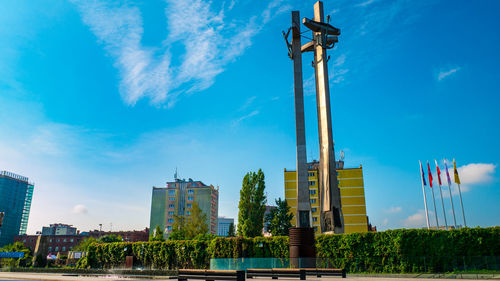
[403,209,426,228]
[71,0,289,106]
[384,206,402,214]
[438,67,461,81]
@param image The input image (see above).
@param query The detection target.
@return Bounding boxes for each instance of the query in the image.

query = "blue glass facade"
[0,171,34,246]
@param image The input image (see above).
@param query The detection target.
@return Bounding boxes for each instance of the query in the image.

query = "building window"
[308,172,315,177]
[168,219,174,223]
[169,197,175,201]
[168,190,176,195]
[310,199,316,204]
[167,226,172,230]
[55,246,59,251]
[313,226,318,232]
[313,217,318,222]
[187,204,192,208]
[308,181,316,186]
[187,196,194,201]
[48,247,52,251]
[168,211,174,215]
[187,211,191,215]
[70,239,74,242]
[56,239,60,242]
[23,239,26,242]
[311,208,317,213]
[309,190,316,195]
[188,190,194,194]
[63,239,67,242]
[69,247,73,250]
[169,204,175,208]
[62,246,66,251]
[50,239,53,242]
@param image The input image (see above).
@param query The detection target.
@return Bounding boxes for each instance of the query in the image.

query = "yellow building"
[284,160,369,234]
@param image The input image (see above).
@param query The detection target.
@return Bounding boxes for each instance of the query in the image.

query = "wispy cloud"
[232,110,260,127]
[438,66,461,81]
[403,209,427,228]
[355,0,376,8]
[384,206,402,214]
[72,204,88,214]
[71,0,289,106]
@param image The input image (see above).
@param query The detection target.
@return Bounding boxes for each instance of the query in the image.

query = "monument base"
[289,227,316,268]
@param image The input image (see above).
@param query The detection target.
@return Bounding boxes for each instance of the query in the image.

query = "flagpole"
[419,161,430,229]
[438,183,448,229]
[457,183,466,227]
[431,186,439,229]
[447,181,457,228]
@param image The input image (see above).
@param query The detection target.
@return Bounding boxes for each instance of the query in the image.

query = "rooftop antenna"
[174,167,178,180]
[340,150,345,161]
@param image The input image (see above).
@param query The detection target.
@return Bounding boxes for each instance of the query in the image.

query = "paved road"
[1,272,495,281]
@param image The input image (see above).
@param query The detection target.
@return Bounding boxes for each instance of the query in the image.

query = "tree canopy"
[237,169,267,237]
[227,222,235,237]
[169,201,208,240]
[149,225,165,241]
[265,198,294,236]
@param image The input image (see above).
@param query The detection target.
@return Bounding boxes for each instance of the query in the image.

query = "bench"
[178,269,245,281]
[303,268,346,278]
[246,268,306,280]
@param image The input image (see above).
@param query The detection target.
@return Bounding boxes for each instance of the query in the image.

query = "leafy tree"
[237,169,267,237]
[227,222,235,237]
[265,198,294,236]
[99,234,122,243]
[0,241,32,267]
[149,225,166,241]
[169,215,187,240]
[74,237,98,251]
[169,201,208,240]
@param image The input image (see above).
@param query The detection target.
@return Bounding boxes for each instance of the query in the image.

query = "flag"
[445,162,452,185]
[420,160,426,186]
[453,159,461,184]
[435,160,442,186]
[427,161,433,188]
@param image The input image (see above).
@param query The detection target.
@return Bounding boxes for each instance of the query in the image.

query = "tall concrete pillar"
[291,11,312,228]
[312,1,344,234]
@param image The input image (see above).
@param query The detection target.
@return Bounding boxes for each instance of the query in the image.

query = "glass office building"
[0,171,34,246]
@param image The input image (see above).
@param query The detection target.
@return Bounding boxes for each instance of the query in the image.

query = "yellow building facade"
[284,161,368,234]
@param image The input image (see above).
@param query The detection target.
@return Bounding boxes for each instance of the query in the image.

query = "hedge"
[81,227,499,273]
[315,227,500,273]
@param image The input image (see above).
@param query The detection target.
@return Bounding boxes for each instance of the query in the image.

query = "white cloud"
[72,204,88,214]
[71,0,289,106]
[403,209,426,228]
[384,206,402,214]
[232,110,259,127]
[438,67,461,81]
[457,163,496,185]
[356,0,376,8]
[382,218,389,226]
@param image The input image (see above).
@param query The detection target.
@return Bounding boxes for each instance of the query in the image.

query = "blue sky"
[0,0,498,233]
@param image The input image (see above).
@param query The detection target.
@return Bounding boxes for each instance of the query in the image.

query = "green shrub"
[83,227,499,273]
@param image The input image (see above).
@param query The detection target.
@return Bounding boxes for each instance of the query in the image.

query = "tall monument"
[285,1,344,234]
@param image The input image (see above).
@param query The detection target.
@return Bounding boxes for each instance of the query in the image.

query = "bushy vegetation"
[77,227,499,273]
[315,227,500,273]
[0,242,32,268]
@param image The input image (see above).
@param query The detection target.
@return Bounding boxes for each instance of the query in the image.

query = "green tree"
[0,241,32,267]
[237,169,267,237]
[149,225,166,241]
[99,234,122,243]
[265,198,294,236]
[169,201,208,240]
[74,236,98,251]
[227,222,235,237]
